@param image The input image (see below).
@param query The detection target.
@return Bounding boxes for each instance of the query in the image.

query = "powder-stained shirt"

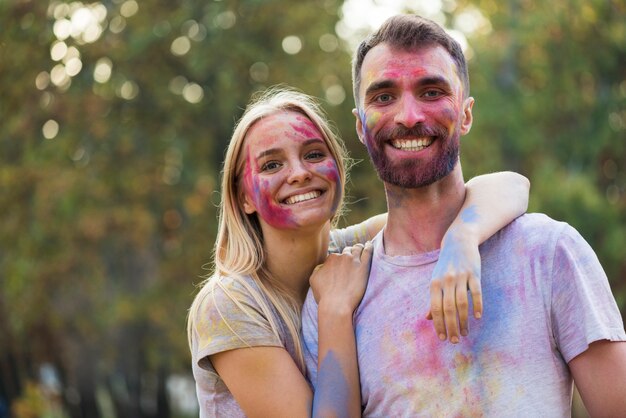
[190,224,369,418]
[302,213,626,417]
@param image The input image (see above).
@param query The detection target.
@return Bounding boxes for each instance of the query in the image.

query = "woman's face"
[240,110,341,230]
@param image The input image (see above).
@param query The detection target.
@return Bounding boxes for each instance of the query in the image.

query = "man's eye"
[423,90,442,98]
[375,93,393,103]
[261,161,281,171]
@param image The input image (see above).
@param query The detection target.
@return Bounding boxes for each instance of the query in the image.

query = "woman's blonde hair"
[187,87,349,372]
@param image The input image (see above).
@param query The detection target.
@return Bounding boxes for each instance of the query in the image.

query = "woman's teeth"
[392,138,434,151]
[285,191,321,205]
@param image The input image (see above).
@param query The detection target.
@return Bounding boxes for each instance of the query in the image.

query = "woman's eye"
[261,161,281,171]
[305,151,325,161]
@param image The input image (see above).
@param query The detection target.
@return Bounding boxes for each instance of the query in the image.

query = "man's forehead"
[359,43,460,91]
[363,43,454,73]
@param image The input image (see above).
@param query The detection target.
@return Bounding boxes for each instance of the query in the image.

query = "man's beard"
[365,123,460,188]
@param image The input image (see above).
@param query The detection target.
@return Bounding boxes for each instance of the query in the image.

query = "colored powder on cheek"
[315,160,341,215]
[254,178,297,228]
[366,111,381,131]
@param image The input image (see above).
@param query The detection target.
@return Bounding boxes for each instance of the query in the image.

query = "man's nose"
[393,94,425,128]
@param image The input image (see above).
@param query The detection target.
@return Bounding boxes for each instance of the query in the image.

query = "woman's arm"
[429,171,530,343]
[310,242,372,418]
[211,244,372,418]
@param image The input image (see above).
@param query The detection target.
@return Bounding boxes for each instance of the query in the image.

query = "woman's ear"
[240,189,256,215]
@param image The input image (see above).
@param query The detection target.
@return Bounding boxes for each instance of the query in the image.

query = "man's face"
[354,43,474,188]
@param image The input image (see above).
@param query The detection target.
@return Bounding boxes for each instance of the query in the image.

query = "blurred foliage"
[0,0,624,416]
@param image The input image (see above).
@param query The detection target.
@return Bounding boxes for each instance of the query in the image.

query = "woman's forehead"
[244,110,324,150]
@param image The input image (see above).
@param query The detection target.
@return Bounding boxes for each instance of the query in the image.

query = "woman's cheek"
[314,160,342,215]
[254,176,298,228]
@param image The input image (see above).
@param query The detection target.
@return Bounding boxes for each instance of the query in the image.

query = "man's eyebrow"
[364,76,452,99]
[364,80,396,98]
[418,76,451,89]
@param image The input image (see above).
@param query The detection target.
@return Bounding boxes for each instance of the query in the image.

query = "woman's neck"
[261,222,331,304]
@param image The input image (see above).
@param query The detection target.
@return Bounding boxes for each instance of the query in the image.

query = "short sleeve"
[192,276,283,371]
[550,225,626,363]
[301,288,320,387]
[329,221,369,254]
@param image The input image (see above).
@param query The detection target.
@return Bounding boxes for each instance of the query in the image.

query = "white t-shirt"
[302,213,626,417]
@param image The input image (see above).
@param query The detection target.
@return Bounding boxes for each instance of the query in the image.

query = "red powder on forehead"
[291,115,321,139]
[383,66,427,79]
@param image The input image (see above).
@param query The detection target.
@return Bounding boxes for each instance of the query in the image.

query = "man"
[302,14,626,416]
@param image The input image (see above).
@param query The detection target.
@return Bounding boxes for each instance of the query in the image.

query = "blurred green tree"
[0,0,624,416]
[0,0,354,416]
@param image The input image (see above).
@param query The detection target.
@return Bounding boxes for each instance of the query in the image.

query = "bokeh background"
[1,0,625,417]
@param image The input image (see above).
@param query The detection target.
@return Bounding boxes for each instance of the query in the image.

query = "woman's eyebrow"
[255,139,325,160]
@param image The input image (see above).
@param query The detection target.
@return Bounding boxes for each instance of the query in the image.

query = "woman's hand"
[427,227,482,344]
[310,242,373,315]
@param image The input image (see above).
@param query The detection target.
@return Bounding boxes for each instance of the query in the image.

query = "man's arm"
[569,340,626,417]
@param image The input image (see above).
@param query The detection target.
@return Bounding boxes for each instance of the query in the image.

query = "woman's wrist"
[318,299,356,319]
[443,220,480,248]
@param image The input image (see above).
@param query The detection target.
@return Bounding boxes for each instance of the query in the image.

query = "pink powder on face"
[242,149,298,229]
[291,115,321,139]
[314,159,341,214]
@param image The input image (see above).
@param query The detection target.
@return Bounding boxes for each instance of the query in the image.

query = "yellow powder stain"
[366,111,381,130]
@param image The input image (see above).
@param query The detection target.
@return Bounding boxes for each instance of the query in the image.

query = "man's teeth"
[285,191,321,205]
[392,138,433,151]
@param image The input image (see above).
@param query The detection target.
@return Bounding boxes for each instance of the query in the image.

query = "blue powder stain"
[357,108,368,137]
[460,205,479,224]
[312,351,350,418]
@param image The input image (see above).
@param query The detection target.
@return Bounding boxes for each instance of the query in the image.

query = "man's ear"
[460,97,474,136]
[352,108,365,144]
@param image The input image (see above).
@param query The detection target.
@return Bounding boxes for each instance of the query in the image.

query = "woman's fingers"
[429,279,447,341]
[456,274,470,337]
[429,272,478,343]
[443,274,460,344]
[468,275,483,319]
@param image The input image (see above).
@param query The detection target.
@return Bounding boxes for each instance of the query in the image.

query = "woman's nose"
[287,161,312,184]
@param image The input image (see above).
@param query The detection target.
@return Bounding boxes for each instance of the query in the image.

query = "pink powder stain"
[413,319,447,378]
[242,149,297,229]
[290,115,321,139]
[312,159,341,215]
[382,66,427,80]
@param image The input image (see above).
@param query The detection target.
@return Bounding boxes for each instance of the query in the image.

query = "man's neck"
[383,167,466,256]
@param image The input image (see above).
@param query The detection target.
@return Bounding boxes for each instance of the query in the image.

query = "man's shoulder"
[500,212,569,238]
[482,213,576,256]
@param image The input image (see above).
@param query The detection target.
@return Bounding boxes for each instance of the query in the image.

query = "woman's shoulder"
[195,274,263,316]
[191,274,282,360]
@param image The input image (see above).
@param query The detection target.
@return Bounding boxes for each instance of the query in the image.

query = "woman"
[187,88,529,417]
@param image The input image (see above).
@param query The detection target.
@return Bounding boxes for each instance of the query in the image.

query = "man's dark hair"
[352,14,470,104]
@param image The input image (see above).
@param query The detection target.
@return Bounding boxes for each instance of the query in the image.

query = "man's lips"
[391,137,434,151]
